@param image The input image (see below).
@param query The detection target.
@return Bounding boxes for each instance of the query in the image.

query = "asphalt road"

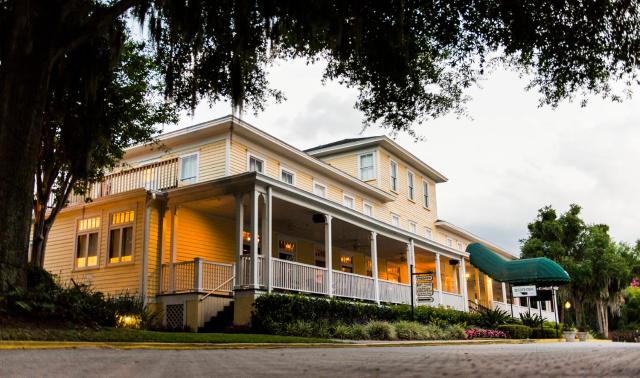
[2,342,639,377]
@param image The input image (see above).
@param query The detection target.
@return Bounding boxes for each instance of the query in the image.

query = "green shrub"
[475,307,512,328]
[348,324,369,340]
[421,324,445,340]
[365,321,396,340]
[332,324,353,339]
[395,321,426,340]
[285,320,315,337]
[251,293,481,335]
[497,324,533,339]
[531,327,561,339]
[443,324,467,340]
[519,313,543,328]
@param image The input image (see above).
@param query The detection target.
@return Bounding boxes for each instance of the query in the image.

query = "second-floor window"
[343,194,355,209]
[409,221,417,234]
[423,180,430,208]
[313,182,327,198]
[391,213,400,227]
[425,227,433,240]
[407,171,415,200]
[280,168,295,185]
[249,155,265,173]
[180,153,198,184]
[390,160,398,191]
[363,202,374,217]
[359,153,375,181]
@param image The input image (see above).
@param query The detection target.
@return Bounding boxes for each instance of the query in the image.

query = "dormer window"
[359,153,375,181]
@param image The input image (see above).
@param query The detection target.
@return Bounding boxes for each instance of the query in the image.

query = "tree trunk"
[0,2,56,292]
[595,300,609,338]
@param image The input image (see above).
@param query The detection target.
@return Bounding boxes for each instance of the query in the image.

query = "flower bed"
[464,328,507,339]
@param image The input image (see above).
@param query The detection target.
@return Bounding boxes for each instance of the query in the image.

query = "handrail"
[199,275,236,302]
[272,257,328,271]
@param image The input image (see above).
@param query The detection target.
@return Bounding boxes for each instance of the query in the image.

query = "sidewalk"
[0,338,597,350]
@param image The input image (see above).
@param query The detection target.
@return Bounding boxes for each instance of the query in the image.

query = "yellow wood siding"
[43,195,146,296]
[146,203,162,298]
[174,207,236,264]
[323,153,378,187]
[198,139,226,181]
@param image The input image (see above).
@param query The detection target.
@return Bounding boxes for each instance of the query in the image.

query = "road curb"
[0,338,593,350]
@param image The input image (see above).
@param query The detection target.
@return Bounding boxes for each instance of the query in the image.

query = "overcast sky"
[163,59,640,255]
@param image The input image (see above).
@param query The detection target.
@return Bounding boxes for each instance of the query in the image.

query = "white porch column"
[435,253,443,305]
[250,189,260,288]
[325,215,333,297]
[234,193,244,287]
[408,239,416,304]
[370,231,379,304]
[502,282,508,303]
[169,205,178,293]
[194,257,203,292]
[461,258,469,312]
[262,187,273,292]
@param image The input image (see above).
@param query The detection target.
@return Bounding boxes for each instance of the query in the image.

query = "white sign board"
[415,274,434,303]
[512,285,537,298]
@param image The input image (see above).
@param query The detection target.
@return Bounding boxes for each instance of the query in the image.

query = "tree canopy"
[521,205,640,337]
[3,1,640,291]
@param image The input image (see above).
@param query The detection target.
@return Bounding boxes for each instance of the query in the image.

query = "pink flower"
[465,329,508,339]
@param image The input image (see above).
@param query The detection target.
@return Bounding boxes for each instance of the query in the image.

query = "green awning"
[466,243,570,285]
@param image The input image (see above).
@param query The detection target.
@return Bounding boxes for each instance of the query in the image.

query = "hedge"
[497,324,533,339]
[251,293,481,334]
[531,326,561,339]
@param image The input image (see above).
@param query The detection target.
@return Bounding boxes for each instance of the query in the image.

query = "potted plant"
[562,323,577,342]
[576,326,589,342]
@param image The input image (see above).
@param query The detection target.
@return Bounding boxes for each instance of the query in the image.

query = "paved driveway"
[2,342,639,377]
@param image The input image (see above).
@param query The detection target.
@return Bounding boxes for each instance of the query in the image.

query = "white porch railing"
[272,258,328,294]
[441,291,465,311]
[161,258,234,294]
[332,271,376,301]
[238,255,266,287]
[379,279,411,304]
[54,158,179,208]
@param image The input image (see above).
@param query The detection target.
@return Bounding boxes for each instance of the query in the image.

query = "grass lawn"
[0,327,332,344]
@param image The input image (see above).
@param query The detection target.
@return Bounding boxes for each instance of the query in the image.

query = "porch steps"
[198,302,235,333]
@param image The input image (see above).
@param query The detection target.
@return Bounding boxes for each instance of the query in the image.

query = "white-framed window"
[422,180,430,208]
[447,238,453,248]
[248,153,265,173]
[108,210,135,264]
[75,216,101,269]
[280,167,295,185]
[278,238,296,261]
[340,254,354,273]
[179,153,198,184]
[409,221,417,234]
[407,170,415,200]
[359,152,375,181]
[391,213,400,227]
[343,194,355,209]
[457,242,463,251]
[313,181,327,198]
[390,160,398,192]
[425,227,433,240]
[363,202,374,217]
[314,245,326,268]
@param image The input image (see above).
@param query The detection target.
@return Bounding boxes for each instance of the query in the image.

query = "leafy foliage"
[497,324,533,339]
[519,312,543,328]
[0,265,159,329]
[251,293,481,334]
[465,329,507,339]
[521,204,640,337]
[475,307,512,328]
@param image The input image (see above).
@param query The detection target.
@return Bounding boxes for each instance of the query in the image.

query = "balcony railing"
[57,158,179,207]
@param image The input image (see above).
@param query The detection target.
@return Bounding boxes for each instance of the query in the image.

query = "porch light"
[116,313,141,329]
[279,240,295,252]
[243,231,251,242]
[465,273,471,279]
[564,301,572,310]
[340,256,353,265]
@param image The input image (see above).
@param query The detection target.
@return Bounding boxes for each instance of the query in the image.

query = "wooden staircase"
[198,302,235,333]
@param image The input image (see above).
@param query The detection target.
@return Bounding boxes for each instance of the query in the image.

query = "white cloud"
[169,59,640,254]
